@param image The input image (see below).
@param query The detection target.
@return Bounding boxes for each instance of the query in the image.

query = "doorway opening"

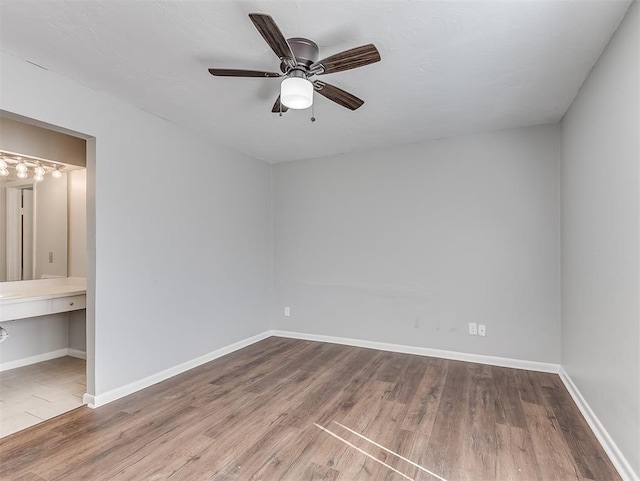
[0,112,95,437]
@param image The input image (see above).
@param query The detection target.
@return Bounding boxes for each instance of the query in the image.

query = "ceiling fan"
[208,13,381,114]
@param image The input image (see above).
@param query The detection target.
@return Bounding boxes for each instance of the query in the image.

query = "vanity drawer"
[52,295,86,313]
[1,299,50,321]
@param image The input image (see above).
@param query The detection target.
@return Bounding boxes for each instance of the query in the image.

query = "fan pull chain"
[279,98,283,117]
[310,101,316,123]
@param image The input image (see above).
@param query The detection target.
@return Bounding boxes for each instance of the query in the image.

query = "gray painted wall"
[273,124,561,363]
[0,311,86,365]
[68,310,86,352]
[561,0,639,475]
[0,314,69,363]
[0,51,273,396]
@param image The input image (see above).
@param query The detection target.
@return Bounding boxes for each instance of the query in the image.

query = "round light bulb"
[0,159,7,169]
[52,168,63,179]
[15,162,28,174]
[0,168,9,177]
[17,171,28,179]
[34,173,44,182]
[281,77,313,109]
[35,165,46,176]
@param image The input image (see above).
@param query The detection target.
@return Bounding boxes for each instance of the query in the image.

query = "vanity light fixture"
[34,164,46,177]
[0,159,8,177]
[0,152,68,181]
[15,160,28,174]
[34,163,45,182]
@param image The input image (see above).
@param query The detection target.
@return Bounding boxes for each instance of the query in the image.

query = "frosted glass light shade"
[17,171,28,179]
[281,77,313,109]
[52,168,63,179]
[0,168,8,177]
[15,162,27,173]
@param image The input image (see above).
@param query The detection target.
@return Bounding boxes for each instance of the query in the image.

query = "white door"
[5,186,35,281]
[22,189,34,280]
[5,187,21,281]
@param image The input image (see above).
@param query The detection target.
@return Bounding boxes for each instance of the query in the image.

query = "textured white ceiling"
[0,1,632,163]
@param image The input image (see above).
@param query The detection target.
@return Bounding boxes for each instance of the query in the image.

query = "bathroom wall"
[34,173,68,279]
[0,179,6,282]
[68,311,86,353]
[68,169,86,278]
[67,168,87,354]
[0,315,70,368]
[0,116,86,167]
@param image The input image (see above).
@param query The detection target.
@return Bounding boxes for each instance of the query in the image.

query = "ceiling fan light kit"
[208,13,381,115]
[281,75,313,109]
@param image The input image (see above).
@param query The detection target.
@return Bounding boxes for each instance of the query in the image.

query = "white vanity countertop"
[0,277,87,303]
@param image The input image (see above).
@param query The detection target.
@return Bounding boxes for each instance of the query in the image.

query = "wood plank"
[384,356,430,405]
[420,360,470,481]
[541,384,620,480]
[513,370,541,405]
[290,462,339,481]
[112,434,216,481]
[400,357,449,437]
[493,366,528,428]
[13,473,48,481]
[459,363,498,480]
[522,402,587,480]
[495,424,543,481]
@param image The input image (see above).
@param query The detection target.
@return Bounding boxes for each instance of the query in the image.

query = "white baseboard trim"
[82,393,95,407]
[559,367,639,481]
[87,331,272,408]
[0,347,86,371]
[67,348,87,360]
[270,330,560,373]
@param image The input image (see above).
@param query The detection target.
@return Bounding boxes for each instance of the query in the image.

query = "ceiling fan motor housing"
[281,37,319,72]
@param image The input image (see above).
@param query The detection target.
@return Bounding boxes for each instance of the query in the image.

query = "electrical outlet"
[468,322,478,335]
[284,306,291,317]
[478,324,486,337]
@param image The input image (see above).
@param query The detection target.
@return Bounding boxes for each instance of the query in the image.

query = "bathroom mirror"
[1,172,68,281]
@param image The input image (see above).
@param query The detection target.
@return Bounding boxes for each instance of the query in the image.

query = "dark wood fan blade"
[248,13,296,64]
[208,68,281,78]
[312,44,380,75]
[271,95,289,113]
[313,81,364,110]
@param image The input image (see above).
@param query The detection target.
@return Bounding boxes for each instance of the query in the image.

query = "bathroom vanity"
[0,277,87,322]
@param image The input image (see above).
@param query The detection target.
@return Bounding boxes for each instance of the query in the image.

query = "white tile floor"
[0,356,85,438]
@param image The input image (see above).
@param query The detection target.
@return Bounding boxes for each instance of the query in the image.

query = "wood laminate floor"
[0,337,620,481]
